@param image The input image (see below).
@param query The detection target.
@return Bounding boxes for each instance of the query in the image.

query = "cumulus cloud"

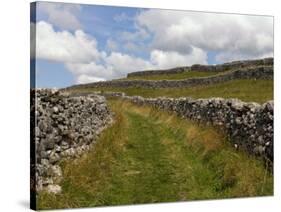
[136,10,273,62]
[113,23,151,54]
[65,60,117,83]
[119,27,150,42]
[36,21,208,84]
[67,48,208,83]
[36,7,273,85]
[65,52,154,83]
[150,47,207,68]
[76,75,106,84]
[106,52,153,73]
[36,21,103,63]
[37,2,82,30]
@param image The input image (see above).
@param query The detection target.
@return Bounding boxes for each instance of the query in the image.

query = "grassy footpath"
[37,100,273,209]
[122,70,220,80]
[71,79,273,103]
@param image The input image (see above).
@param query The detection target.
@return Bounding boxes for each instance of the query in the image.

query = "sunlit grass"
[70,79,273,103]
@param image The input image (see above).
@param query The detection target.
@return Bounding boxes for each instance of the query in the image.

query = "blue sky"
[32,2,273,88]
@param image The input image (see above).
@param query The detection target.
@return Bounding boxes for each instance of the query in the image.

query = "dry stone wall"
[31,89,112,193]
[99,92,273,164]
[67,65,273,90]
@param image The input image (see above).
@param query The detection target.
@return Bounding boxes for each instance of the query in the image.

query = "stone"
[39,151,48,159]
[235,117,242,125]
[49,152,60,164]
[232,101,244,111]
[264,101,274,111]
[55,145,62,153]
[61,140,70,149]
[35,127,41,137]
[38,121,47,132]
[46,184,62,194]
[44,139,55,150]
[257,136,264,144]
[47,165,62,183]
[265,141,271,146]
[42,178,54,186]
[254,145,265,155]
[53,135,62,143]
[40,159,49,167]
[53,106,59,113]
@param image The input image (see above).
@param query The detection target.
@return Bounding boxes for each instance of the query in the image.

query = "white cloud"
[76,75,106,84]
[36,8,273,86]
[35,21,209,84]
[105,52,153,74]
[137,10,273,62]
[150,47,207,68]
[65,52,154,83]
[64,48,208,84]
[37,2,82,30]
[114,12,133,22]
[65,62,114,80]
[36,21,102,63]
[119,27,150,42]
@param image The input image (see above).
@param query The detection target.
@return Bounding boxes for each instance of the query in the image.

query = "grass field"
[70,79,273,103]
[121,70,221,80]
[37,100,273,209]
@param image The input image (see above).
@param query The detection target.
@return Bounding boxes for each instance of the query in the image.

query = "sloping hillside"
[66,58,273,103]
[70,79,273,103]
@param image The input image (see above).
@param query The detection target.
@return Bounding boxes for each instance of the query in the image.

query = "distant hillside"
[64,57,273,103]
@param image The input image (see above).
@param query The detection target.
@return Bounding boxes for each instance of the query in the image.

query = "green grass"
[37,100,273,210]
[122,70,221,80]
[71,79,273,103]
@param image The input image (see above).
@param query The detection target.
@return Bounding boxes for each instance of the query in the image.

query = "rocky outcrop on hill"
[31,89,112,193]
[127,57,273,77]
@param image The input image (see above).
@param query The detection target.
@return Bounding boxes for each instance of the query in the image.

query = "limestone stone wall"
[67,66,273,90]
[31,89,112,193]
